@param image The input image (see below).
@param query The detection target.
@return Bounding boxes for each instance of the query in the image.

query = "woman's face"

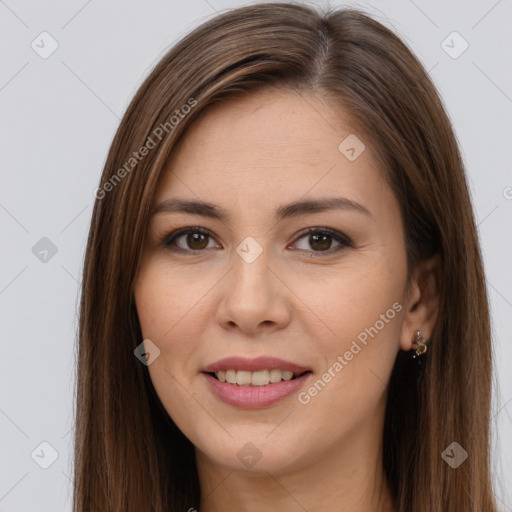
[134,88,415,475]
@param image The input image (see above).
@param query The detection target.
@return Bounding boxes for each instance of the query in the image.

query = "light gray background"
[1,0,511,510]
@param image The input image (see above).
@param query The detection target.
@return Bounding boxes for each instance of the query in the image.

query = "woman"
[73,3,498,511]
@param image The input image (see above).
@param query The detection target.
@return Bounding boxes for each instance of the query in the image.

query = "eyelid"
[291,226,354,250]
[162,226,216,252]
[161,226,354,254]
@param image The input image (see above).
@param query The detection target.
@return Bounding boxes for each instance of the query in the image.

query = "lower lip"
[202,372,312,409]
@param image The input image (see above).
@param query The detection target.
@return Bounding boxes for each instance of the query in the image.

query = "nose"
[215,247,292,335]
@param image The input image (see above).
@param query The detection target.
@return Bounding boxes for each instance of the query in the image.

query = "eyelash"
[161,226,354,256]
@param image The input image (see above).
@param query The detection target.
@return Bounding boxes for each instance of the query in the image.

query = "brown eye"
[162,226,353,256]
[183,232,209,250]
[292,227,353,255]
[163,227,218,253]
[308,233,332,251]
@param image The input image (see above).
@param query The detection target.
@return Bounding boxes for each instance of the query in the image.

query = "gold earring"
[411,330,429,358]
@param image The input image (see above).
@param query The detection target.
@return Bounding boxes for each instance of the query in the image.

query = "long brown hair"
[73,3,497,510]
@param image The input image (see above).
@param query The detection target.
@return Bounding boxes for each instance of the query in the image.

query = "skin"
[134,88,440,512]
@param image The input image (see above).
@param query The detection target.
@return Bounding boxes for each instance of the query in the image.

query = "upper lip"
[202,356,311,374]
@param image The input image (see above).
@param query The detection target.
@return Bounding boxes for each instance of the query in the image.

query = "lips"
[201,356,313,408]
[202,356,310,374]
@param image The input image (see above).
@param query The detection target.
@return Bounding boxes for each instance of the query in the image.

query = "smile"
[212,369,308,386]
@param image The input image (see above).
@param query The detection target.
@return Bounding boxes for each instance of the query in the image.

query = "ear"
[399,253,441,351]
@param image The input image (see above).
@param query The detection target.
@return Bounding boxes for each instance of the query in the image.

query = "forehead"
[153,88,390,214]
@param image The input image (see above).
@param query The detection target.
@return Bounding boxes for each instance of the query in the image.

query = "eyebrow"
[150,196,371,221]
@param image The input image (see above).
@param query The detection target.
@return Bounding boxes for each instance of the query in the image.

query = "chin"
[193,424,315,475]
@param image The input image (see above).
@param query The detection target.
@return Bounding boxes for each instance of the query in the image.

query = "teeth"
[269,369,282,383]
[236,370,252,385]
[214,369,300,386]
[282,370,294,381]
[252,370,270,386]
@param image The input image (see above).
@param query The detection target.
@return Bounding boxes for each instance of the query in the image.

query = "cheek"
[293,259,404,347]
[291,260,404,410]
[133,263,207,394]
[134,264,211,438]
[293,310,401,449]
[135,259,209,338]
